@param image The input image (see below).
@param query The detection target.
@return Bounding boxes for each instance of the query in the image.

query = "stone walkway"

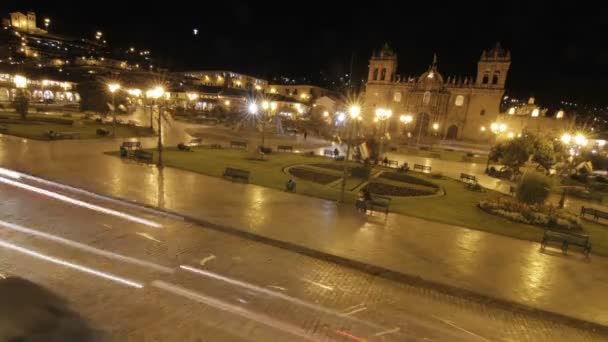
[1,135,607,327]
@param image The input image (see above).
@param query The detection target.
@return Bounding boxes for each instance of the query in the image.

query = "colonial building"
[363,43,512,141]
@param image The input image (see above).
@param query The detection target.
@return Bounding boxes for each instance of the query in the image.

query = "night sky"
[5,1,608,107]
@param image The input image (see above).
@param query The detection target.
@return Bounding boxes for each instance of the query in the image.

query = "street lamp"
[339,104,361,203]
[258,100,276,148]
[147,86,165,166]
[375,108,392,157]
[108,83,121,137]
[44,18,50,30]
[14,75,27,89]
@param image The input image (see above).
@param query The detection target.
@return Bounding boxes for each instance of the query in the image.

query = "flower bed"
[364,182,435,197]
[378,172,439,189]
[288,167,341,185]
[478,197,582,231]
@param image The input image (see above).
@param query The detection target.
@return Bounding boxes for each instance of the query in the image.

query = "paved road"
[0,171,604,341]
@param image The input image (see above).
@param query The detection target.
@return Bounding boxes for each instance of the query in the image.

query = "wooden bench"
[413,164,432,173]
[580,206,608,221]
[223,167,250,183]
[460,173,478,184]
[461,156,473,162]
[323,149,334,158]
[277,145,293,152]
[368,194,391,215]
[185,138,203,147]
[121,141,142,150]
[230,141,247,149]
[133,150,153,163]
[541,229,591,256]
[383,159,398,168]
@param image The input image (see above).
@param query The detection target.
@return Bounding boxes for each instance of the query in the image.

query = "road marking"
[151,280,319,341]
[0,219,173,273]
[342,306,367,316]
[179,265,386,331]
[432,315,491,342]
[136,232,161,243]
[199,254,216,266]
[374,327,400,337]
[342,303,365,312]
[0,176,162,228]
[0,238,144,288]
[302,279,334,291]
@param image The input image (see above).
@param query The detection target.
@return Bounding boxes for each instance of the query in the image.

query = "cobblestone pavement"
[0,175,606,341]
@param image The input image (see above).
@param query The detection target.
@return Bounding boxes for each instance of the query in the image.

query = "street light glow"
[248,102,259,115]
[574,134,587,146]
[108,83,121,93]
[561,133,571,144]
[146,86,164,99]
[14,75,27,88]
[432,123,439,130]
[262,101,270,110]
[187,93,198,101]
[348,105,361,119]
[337,112,346,122]
[400,114,413,124]
[127,88,142,97]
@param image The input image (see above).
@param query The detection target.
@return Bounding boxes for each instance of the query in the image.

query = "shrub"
[516,173,551,205]
[351,165,371,179]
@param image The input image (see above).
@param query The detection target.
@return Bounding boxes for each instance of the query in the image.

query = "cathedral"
[363,43,511,142]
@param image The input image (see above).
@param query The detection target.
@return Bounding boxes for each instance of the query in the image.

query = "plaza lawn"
[399,147,488,163]
[0,119,153,140]
[133,147,608,255]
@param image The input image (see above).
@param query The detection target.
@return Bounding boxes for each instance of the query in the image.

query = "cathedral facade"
[363,43,511,142]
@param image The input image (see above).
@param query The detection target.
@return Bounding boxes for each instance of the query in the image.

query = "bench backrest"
[324,150,333,156]
[230,141,247,148]
[278,145,293,151]
[122,141,141,149]
[225,168,250,178]
[370,194,391,206]
[545,230,589,245]
[460,173,476,180]
[414,164,431,171]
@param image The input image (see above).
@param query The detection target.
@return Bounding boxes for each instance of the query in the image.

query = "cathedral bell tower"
[476,42,511,88]
[367,43,397,84]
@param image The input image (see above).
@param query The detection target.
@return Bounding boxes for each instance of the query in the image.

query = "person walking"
[304,130,308,140]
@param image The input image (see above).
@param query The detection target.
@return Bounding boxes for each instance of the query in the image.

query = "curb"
[11,168,608,335]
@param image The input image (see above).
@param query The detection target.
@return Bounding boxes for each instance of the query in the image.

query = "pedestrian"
[333,148,339,158]
[304,130,308,140]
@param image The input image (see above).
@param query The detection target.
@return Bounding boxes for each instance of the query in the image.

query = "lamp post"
[44,18,50,31]
[375,108,392,158]
[108,83,121,137]
[147,86,165,166]
[260,100,277,148]
[339,105,361,203]
[399,114,413,137]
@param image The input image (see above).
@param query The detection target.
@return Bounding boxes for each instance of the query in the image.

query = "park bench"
[460,173,478,184]
[121,141,142,150]
[413,164,432,173]
[541,229,591,256]
[580,206,608,222]
[223,167,250,183]
[277,145,293,152]
[368,194,391,215]
[133,150,153,163]
[323,149,334,158]
[230,141,247,149]
[210,143,222,149]
[383,159,398,168]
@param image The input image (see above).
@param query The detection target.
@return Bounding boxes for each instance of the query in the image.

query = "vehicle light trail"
[151,280,320,341]
[0,239,144,288]
[0,176,162,228]
[0,219,173,273]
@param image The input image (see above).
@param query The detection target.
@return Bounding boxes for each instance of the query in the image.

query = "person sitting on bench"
[356,188,372,212]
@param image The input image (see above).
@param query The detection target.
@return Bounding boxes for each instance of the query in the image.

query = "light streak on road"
[136,232,162,243]
[0,239,144,288]
[302,278,334,291]
[151,280,320,342]
[0,219,173,273]
[374,327,400,337]
[0,166,183,220]
[0,176,162,228]
[335,330,369,342]
[432,315,492,342]
[179,265,386,331]
[342,306,367,316]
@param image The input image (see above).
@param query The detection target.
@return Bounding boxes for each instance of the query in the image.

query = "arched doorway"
[0,88,9,102]
[414,112,430,136]
[446,125,458,140]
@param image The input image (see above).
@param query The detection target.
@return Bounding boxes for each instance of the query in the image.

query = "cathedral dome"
[416,67,444,90]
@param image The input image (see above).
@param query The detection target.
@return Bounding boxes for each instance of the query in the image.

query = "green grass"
[401,148,488,163]
[0,119,153,140]
[111,147,608,256]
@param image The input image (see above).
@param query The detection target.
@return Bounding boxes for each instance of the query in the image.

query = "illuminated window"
[454,95,464,106]
[532,108,539,117]
[372,68,378,81]
[508,107,515,115]
[423,91,431,105]
[393,91,402,102]
[556,110,564,119]
[380,68,387,81]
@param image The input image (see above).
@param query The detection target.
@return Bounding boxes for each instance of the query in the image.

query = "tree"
[532,137,558,173]
[13,90,29,120]
[500,136,534,175]
[78,80,109,114]
[516,172,552,205]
